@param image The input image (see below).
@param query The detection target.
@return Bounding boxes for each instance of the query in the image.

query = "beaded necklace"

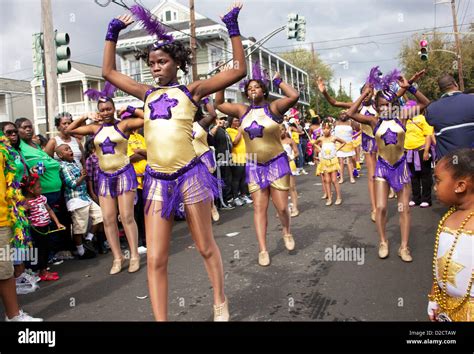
[432,207,474,312]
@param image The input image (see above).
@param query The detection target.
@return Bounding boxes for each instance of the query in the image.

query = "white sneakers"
[137,246,148,255]
[241,195,253,204]
[16,272,39,295]
[5,310,43,322]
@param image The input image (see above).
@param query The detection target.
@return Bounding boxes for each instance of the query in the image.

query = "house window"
[130,59,140,82]
[0,94,6,114]
[210,48,223,68]
[162,10,177,23]
[165,10,172,22]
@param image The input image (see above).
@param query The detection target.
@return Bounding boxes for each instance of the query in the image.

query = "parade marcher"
[334,111,356,184]
[102,2,247,320]
[313,120,347,206]
[280,125,300,217]
[193,97,221,220]
[215,61,299,267]
[428,148,473,322]
[347,70,430,262]
[66,83,142,275]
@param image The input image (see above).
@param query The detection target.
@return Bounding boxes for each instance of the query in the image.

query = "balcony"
[61,102,87,118]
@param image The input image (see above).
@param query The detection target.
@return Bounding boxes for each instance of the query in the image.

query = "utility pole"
[450,0,464,90]
[189,0,198,81]
[339,78,342,96]
[349,82,352,100]
[41,0,59,136]
[311,42,319,113]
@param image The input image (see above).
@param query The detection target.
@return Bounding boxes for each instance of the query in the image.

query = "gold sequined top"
[240,105,284,163]
[374,118,406,166]
[144,85,198,174]
[192,121,209,158]
[94,123,130,173]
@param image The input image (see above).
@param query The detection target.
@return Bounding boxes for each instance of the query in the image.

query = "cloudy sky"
[1,0,472,97]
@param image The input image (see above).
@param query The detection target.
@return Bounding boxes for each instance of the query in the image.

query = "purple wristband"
[273,78,283,88]
[201,97,210,105]
[222,7,241,37]
[106,19,127,42]
[408,85,417,95]
[120,106,136,119]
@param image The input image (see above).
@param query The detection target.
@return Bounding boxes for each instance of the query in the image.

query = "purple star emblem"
[148,93,179,120]
[244,120,264,140]
[99,137,117,155]
[381,128,398,145]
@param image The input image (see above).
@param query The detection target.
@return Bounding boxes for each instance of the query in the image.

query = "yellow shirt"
[226,127,246,164]
[0,153,9,227]
[291,131,300,144]
[127,132,147,189]
[404,115,434,150]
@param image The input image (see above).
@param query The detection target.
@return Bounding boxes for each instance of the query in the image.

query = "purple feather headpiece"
[130,4,174,48]
[84,81,117,101]
[366,66,401,91]
[239,61,270,90]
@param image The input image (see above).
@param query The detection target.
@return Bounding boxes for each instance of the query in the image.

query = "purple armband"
[120,106,136,119]
[222,7,241,37]
[106,19,127,42]
[408,85,417,95]
[273,78,283,88]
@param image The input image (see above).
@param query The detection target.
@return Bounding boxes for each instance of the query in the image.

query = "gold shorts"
[248,174,290,194]
[71,202,103,235]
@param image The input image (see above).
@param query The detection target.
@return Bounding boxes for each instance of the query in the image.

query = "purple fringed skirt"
[362,132,377,153]
[98,164,138,198]
[246,152,291,192]
[374,155,412,193]
[199,149,216,174]
[143,158,221,220]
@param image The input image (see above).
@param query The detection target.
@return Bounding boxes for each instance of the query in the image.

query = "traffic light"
[287,14,306,41]
[419,39,428,61]
[296,16,306,42]
[55,31,71,74]
[32,33,44,79]
[287,14,298,39]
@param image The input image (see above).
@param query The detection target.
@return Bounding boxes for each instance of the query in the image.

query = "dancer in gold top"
[102,2,246,321]
[67,89,143,275]
[215,62,299,267]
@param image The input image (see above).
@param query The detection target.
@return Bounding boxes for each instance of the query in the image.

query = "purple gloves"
[222,7,241,37]
[407,85,418,95]
[106,18,127,42]
[273,77,283,88]
[120,106,136,119]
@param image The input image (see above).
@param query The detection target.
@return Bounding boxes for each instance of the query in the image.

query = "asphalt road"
[4,164,445,322]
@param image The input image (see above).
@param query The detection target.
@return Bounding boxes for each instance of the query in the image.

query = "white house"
[30,62,105,134]
[115,0,310,109]
[0,78,35,123]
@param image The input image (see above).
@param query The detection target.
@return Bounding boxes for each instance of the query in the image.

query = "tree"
[399,24,474,100]
[280,48,333,118]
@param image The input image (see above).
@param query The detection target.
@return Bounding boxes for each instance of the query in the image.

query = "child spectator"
[22,174,64,281]
[57,144,100,258]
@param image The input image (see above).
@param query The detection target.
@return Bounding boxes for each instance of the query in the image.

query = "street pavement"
[4,164,444,321]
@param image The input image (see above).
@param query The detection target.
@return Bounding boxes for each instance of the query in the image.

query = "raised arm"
[102,15,151,101]
[198,97,218,129]
[270,73,300,117]
[66,114,100,137]
[188,3,247,101]
[317,77,353,109]
[397,76,430,120]
[346,86,378,129]
[215,88,248,118]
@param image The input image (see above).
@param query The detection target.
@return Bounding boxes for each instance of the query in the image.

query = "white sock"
[76,244,85,256]
[86,233,94,241]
